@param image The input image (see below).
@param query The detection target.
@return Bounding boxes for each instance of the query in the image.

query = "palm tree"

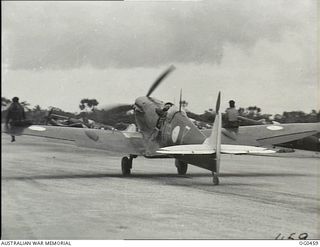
[1,97,11,107]
[79,98,99,112]
[20,101,31,111]
[33,105,42,111]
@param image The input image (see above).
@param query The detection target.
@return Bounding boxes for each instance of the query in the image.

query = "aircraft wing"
[200,123,320,147]
[157,144,275,155]
[2,124,145,156]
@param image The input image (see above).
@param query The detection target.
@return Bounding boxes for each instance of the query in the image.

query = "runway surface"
[1,135,319,239]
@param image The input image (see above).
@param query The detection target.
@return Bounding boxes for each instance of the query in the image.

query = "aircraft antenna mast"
[179,88,182,112]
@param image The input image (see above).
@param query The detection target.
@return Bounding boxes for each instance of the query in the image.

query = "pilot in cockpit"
[151,102,174,142]
[155,102,173,130]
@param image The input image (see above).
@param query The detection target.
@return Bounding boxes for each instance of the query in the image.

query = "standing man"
[6,97,26,142]
[225,100,239,130]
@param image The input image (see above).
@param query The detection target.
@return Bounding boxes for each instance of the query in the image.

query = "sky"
[2,0,319,115]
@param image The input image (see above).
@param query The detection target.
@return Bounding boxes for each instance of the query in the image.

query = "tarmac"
[1,134,320,239]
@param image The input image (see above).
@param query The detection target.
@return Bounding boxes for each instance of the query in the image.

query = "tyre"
[175,159,188,175]
[212,173,219,185]
[121,157,131,175]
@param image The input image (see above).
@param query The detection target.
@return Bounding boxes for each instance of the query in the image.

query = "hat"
[12,97,19,102]
[229,100,235,104]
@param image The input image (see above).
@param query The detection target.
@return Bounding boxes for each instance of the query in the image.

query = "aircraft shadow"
[3,173,203,181]
[220,172,312,177]
[3,171,310,181]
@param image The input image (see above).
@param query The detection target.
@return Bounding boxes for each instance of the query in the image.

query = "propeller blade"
[216,91,221,114]
[100,104,133,113]
[179,88,182,112]
[146,65,175,97]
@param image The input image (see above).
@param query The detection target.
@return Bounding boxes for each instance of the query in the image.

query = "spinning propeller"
[146,65,175,97]
[100,65,175,113]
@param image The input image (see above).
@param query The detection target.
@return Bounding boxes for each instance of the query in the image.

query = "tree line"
[1,97,319,129]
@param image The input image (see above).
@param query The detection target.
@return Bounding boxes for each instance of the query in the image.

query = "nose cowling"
[134,97,148,114]
[134,96,164,132]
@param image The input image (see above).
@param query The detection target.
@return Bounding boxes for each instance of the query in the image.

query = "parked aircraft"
[186,108,320,152]
[3,66,320,184]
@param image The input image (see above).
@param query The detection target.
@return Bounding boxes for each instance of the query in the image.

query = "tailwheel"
[121,156,132,176]
[175,159,188,175]
[212,172,219,185]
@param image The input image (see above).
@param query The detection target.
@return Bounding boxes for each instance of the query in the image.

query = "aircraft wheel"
[121,156,132,175]
[212,172,219,185]
[175,159,188,175]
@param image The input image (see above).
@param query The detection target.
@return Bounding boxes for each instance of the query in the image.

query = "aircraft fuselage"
[133,96,320,153]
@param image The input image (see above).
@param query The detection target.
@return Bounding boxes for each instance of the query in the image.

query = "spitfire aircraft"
[3,66,320,185]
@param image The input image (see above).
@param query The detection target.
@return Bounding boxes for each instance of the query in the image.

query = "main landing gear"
[175,159,188,175]
[121,155,136,175]
[212,172,219,185]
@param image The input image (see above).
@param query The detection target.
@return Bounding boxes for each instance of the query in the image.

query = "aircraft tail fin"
[203,92,221,173]
[203,92,221,148]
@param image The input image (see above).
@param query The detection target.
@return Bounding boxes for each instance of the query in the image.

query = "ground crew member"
[225,100,239,130]
[6,97,26,142]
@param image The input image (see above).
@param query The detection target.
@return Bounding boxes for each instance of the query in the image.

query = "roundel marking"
[266,125,284,131]
[85,130,99,142]
[171,126,180,143]
[29,125,46,131]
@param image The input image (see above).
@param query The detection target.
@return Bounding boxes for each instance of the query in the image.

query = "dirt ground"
[1,135,319,239]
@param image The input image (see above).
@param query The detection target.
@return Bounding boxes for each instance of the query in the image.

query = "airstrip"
[2,135,319,239]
